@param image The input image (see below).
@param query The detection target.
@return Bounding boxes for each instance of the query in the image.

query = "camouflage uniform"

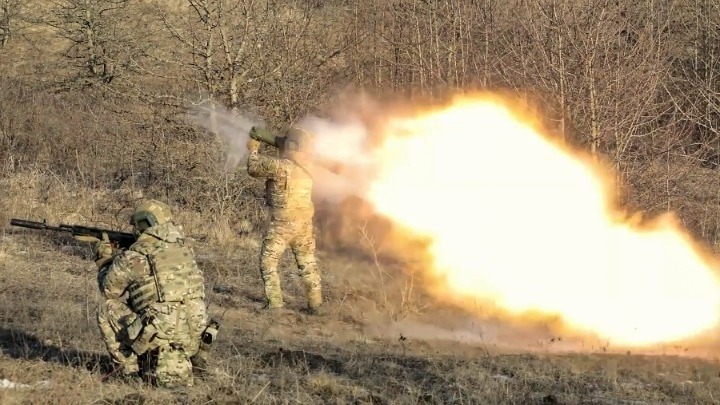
[93,200,213,388]
[247,129,323,312]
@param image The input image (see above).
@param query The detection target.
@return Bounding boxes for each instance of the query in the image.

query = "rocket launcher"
[248,126,344,175]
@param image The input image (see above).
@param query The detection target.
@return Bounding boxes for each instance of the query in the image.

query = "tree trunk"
[84,0,97,76]
[588,57,599,156]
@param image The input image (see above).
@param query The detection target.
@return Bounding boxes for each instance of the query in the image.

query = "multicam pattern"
[247,148,315,221]
[96,221,209,387]
[154,345,194,388]
[94,239,115,262]
[96,299,139,373]
[129,227,205,311]
[260,219,322,309]
[131,199,174,228]
[247,146,323,310]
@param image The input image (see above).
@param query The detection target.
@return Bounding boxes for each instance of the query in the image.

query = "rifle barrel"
[10,219,51,229]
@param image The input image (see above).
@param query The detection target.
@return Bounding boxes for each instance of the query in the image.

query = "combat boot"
[307,305,327,316]
[307,289,325,316]
[118,365,141,384]
[263,297,284,310]
[117,349,140,376]
[262,300,297,318]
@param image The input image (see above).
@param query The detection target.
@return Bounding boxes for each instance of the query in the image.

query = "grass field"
[4,0,720,403]
[2,184,720,404]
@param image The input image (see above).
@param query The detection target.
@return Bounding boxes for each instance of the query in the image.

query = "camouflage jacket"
[247,149,314,222]
[98,222,205,311]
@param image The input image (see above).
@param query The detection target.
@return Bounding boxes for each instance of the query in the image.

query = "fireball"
[363,94,720,347]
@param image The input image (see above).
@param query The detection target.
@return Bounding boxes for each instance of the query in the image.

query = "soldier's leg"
[260,221,289,308]
[182,298,208,354]
[185,298,213,373]
[96,299,139,374]
[154,343,194,388]
[146,305,194,388]
[290,220,322,312]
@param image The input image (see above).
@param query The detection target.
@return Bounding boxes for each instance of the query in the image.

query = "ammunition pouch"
[126,314,159,355]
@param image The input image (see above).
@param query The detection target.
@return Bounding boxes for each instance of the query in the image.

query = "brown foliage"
[0,0,719,250]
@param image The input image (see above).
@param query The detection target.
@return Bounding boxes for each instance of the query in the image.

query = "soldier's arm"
[97,250,149,300]
[247,148,286,178]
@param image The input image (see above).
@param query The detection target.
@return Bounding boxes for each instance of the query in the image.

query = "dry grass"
[3,0,720,403]
[2,173,720,404]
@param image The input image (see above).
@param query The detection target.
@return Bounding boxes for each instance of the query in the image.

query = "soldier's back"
[266,160,314,221]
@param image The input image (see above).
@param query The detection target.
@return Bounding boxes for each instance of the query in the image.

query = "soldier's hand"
[93,232,114,261]
[247,138,261,152]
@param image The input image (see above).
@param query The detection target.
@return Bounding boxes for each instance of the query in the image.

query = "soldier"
[87,199,218,388]
[246,127,324,315]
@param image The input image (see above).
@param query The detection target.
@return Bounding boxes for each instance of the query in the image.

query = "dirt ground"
[1,229,720,405]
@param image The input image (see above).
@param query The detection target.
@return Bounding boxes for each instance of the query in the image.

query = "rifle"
[9,218,136,249]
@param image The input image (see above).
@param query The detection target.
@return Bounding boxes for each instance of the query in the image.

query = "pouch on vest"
[126,314,146,342]
[130,315,158,355]
[146,246,204,303]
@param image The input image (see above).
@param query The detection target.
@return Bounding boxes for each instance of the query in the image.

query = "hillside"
[3,217,720,404]
[2,155,720,404]
[3,0,720,403]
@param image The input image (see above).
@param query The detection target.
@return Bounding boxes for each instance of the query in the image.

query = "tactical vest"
[265,161,314,220]
[126,238,205,313]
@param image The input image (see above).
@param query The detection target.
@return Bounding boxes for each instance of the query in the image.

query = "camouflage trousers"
[260,218,322,309]
[97,298,208,388]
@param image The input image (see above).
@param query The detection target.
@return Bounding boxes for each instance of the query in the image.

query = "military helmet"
[283,127,315,154]
[129,199,173,234]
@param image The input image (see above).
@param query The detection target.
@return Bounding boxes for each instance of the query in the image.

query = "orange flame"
[363,94,720,347]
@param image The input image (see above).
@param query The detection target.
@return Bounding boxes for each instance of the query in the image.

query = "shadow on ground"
[0,326,113,374]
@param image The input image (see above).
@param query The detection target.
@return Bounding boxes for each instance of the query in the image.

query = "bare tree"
[0,0,24,48]
[158,0,353,126]
[45,0,149,86]
[665,0,720,167]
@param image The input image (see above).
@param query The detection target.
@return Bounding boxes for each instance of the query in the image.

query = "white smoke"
[188,98,383,202]
[189,100,264,169]
[294,114,378,203]
[295,115,373,167]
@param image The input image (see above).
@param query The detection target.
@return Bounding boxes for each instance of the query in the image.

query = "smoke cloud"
[189,96,390,203]
[186,95,414,260]
[185,94,720,355]
[189,101,264,169]
[292,114,379,203]
[296,115,373,168]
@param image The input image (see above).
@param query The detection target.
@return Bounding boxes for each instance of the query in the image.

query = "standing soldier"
[246,127,324,315]
[88,199,218,388]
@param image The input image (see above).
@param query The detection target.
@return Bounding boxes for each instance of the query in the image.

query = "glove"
[247,138,261,152]
[88,233,115,268]
[94,233,114,260]
[75,233,115,267]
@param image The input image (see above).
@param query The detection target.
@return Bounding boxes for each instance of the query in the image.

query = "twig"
[358,223,388,308]
[250,380,271,403]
